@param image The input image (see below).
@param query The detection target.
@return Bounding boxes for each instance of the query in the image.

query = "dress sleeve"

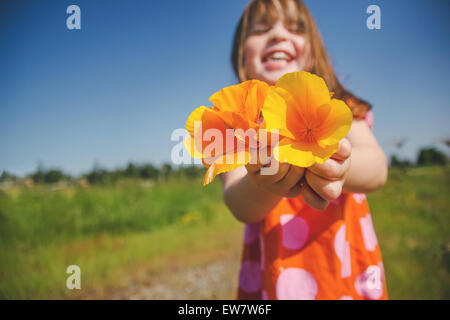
[364,110,374,129]
[345,96,373,129]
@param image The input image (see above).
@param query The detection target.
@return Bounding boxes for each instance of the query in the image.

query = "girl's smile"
[262,49,294,71]
[244,20,310,85]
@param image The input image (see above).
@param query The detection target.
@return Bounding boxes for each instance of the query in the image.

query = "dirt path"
[85,227,244,300]
[110,250,241,300]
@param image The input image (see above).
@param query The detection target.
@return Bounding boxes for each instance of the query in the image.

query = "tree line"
[0,162,206,185]
[390,147,447,169]
[0,146,447,184]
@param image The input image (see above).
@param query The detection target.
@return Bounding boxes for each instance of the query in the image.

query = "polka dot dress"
[237,193,388,300]
[237,112,388,300]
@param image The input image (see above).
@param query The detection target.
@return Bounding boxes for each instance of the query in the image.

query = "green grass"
[368,166,450,299]
[0,178,240,299]
[0,167,448,299]
[0,178,224,247]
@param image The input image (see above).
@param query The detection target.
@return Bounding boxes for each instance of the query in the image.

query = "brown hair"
[231,0,371,118]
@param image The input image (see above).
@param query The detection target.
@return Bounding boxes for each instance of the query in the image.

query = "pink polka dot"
[360,213,378,251]
[354,265,383,299]
[353,193,366,204]
[339,296,353,300]
[334,224,351,278]
[280,214,309,250]
[244,223,260,244]
[239,261,261,293]
[276,268,318,300]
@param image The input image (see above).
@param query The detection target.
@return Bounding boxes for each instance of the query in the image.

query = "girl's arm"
[221,156,309,223]
[221,166,282,223]
[221,119,387,223]
[343,119,388,193]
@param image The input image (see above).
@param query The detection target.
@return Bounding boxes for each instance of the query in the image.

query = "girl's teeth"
[267,52,290,61]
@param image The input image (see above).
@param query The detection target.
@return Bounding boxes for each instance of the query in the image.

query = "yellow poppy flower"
[185,80,271,185]
[262,71,352,167]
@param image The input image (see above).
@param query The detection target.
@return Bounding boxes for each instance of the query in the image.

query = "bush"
[390,155,412,168]
[417,147,447,166]
[0,171,17,182]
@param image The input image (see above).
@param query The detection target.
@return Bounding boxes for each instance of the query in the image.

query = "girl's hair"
[231,0,371,118]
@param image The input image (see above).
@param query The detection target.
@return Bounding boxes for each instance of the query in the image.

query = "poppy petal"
[262,88,297,140]
[244,80,271,122]
[311,143,340,164]
[209,83,245,114]
[185,106,208,138]
[317,99,353,146]
[275,71,331,114]
[271,86,310,138]
[202,150,250,185]
[273,138,316,167]
[184,135,203,159]
[274,137,339,167]
[184,106,234,159]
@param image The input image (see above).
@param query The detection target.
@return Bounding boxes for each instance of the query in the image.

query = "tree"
[390,155,411,168]
[140,164,159,180]
[125,162,140,178]
[43,169,65,183]
[31,162,45,184]
[159,163,172,180]
[177,165,204,179]
[85,162,110,184]
[417,147,447,166]
[0,171,17,182]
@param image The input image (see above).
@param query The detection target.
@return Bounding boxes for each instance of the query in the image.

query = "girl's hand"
[300,138,352,210]
[246,150,305,199]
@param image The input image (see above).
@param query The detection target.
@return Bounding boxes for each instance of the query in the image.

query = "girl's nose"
[267,22,290,43]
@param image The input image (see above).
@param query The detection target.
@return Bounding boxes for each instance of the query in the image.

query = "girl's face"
[244,17,310,85]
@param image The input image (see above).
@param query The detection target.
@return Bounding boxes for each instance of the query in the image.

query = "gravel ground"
[103,249,242,300]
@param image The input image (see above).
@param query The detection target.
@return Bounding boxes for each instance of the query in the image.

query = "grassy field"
[368,166,450,299]
[0,167,448,299]
[0,178,242,299]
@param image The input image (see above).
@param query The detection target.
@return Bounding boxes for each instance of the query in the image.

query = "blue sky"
[1,0,449,176]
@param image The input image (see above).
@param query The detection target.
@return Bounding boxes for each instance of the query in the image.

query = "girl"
[221,0,388,300]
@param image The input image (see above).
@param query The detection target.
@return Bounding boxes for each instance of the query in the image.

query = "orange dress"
[237,111,388,300]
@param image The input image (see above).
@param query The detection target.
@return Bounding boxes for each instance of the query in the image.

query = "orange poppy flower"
[185,80,271,185]
[262,71,352,167]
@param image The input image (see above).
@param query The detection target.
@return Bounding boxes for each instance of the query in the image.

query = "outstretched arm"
[343,119,388,193]
[221,119,387,223]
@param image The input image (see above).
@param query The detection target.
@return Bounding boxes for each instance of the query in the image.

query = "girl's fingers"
[250,162,290,186]
[330,138,352,162]
[285,182,302,198]
[246,146,273,174]
[305,170,343,201]
[308,158,350,181]
[272,163,291,183]
[275,165,305,193]
[246,162,263,174]
[299,179,329,210]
